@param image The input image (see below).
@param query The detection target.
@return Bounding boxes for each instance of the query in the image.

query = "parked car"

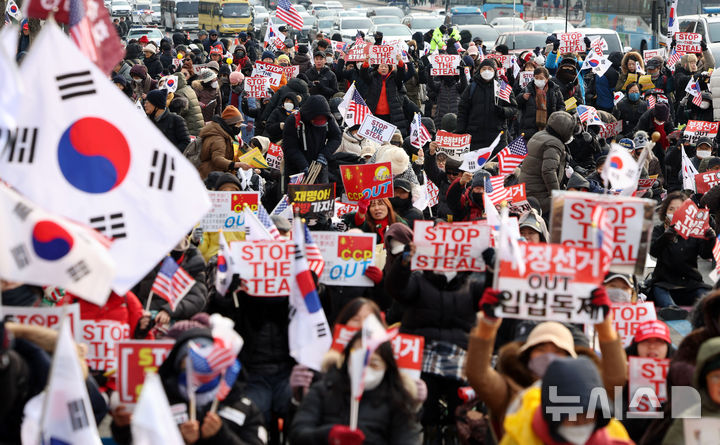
[111,0,132,16]
[367,6,404,20]
[494,31,548,54]
[461,24,500,47]
[371,15,401,26]
[449,6,486,26]
[524,19,574,33]
[368,23,412,41]
[402,14,444,35]
[676,14,720,64]
[126,26,164,44]
[336,17,373,41]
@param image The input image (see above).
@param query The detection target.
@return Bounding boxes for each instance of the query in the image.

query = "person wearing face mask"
[129,64,155,101]
[467,287,625,440]
[501,357,632,445]
[388,179,423,228]
[360,53,410,136]
[693,137,715,166]
[197,105,252,179]
[298,50,338,100]
[264,92,298,143]
[613,83,647,138]
[142,42,164,80]
[446,168,490,221]
[427,52,468,130]
[144,88,191,152]
[517,66,565,139]
[674,53,700,108]
[614,51,644,91]
[649,191,715,315]
[551,57,584,105]
[192,68,223,123]
[171,68,205,136]
[290,333,422,445]
[232,44,251,74]
[678,90,714,125]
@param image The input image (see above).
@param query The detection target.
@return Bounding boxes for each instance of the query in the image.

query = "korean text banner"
[288,183,335,220]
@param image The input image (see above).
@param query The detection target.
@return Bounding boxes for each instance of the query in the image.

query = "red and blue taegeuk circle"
[57,117,131,194]
[217,255,227,272]
[609,156,623,169]
[166,78,175,88]
[9,4,18,13]
[32,220,74,261]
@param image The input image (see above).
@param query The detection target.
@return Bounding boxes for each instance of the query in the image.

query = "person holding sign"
[516,66,566,139]
[678,90,713,126]
[427,54,468,129]
[361,53,410,137]
[613,83,648,138]
[446,169,490,221]
[344,198,407,244]
[614,52,644,92]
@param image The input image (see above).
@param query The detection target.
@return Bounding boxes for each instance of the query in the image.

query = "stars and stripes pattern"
[577,105,604,126]
[495,79,512,102]
[647,94,656,109]
[272,194,294,220]
[666,49,682,72]
[276,0,304,29]
[497,137,528,175]
[150,256,195,311]
[713,235,720,276]
[69,0,97,62]
[258,204,281,239]
[187,342,224,387]
[216,360,241,401]
[347,88,371,127]
[686,77,704,107]
[410,113,432,148]
[303,224,325,276]
[591,205,614,274]
[484,175,511,207]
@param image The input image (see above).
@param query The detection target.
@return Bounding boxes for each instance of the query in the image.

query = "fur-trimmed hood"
[620,51,644,74]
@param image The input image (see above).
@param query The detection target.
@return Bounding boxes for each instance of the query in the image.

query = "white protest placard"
[430,54,461,76]
[282,65,300,79]
[496,243,605,323]
[200,191,260,231]
[519,71,534,88]
[683,120,719,144]
[435,130,471,161]
[411,220,491,272]
[612,303,657,347]
[245,76,271,98]
[550,191,655,275]
[251,61,284,88]
[231,240,292,296]
[81,319,131,370]
[558,32,585,53]
[628,356,669,413]
[643,49,665,62]
[368,44,395,65]
[675,32,702,54]
[487,54,513,69]
[312,231,376,287]
[358,114,397,144]
[2,304,81,343]
[598,121,623,139]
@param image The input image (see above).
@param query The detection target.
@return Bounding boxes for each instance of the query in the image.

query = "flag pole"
[210,369,225,413]
[145,291,154,312]
[186,354,197,422]
[38,307,71,445]
[492,203,509,289]
[349,396,359,430]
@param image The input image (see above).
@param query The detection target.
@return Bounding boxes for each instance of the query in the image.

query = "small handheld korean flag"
[681,146,699,192]
[0,22,211,295]
[601,143,639,190]
[131,373,184,445]
[5,0,22,20]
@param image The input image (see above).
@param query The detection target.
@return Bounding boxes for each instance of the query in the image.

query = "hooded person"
[389,178,423,228]
[446,168,490,221]
[633,102,673,166]
[517,111,575,215]
[197,105,249,179]
[232,44,251,72]
[428,55,468,129]
[457,58,517,151]
[172,70,205,136]
[264,90,298,143]
[336,124,370,156]
[678,90,714,125]
[259,77,310,129]
[552,56,584,104]
[518,208,549,242]
[145,88,191,151]
[293,45,312,72]
[129,64,155,100]
[501,357,632,445]
[142,42,164,79]
[192,68,223,122]
[615,51,645,91]
[282,95,342,183]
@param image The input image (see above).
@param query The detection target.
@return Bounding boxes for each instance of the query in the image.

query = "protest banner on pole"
[634,177,657,197]
[643,49,665,62]
[266,143,284,169]
[518,71,534,88]
[340,162,394,202]
[333,199,358,219]
[435,130,471,161]
[671,199,711,239]
[683,120,719,144]
[411,220,491,272]
[429,54,461,76]
[674,32,702,53]
[345,42,370,61]
[81,319,131,370]
[550,191,655,275]
[312,232,376,287]
[695,171,720,194]
[288,183,336,220]
[200,191,260,231]
[245,76,271,98]
[558,32,585,53]
[368,45,395,65]
[496,243,605,323]
[358,114,397,144]
[116,340,175,404]
[282,65,300,79]
[231,240,292,296]
[597,121,623,140]
[251,61,285,88]
[1,304,81,343]
[628,356,669,412]
[330,324,424,378]
[486,54,513,69]
[612,303,657,347]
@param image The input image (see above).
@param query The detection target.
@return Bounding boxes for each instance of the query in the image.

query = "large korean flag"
[0,22,210,296]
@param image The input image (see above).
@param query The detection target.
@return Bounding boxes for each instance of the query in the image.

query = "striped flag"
[339,83,371,127]
[713,235,720,277]
[591,205,614,274]
[244,206,276,240]
[685,77,704,107]
[484,175,511,207]
[666,49,682,72]
[303,224,325,276]
[216,360,241,401]
[272,194,294,220]
[647,94,656,109]
[410,113,432,148]
[150,256,195,311]
[187,341,225,387]
[276,0,303,29]
[495,79,512,102]
[258,204,281,239]
[577,105,604,127]
[497,137,528,175]
[69,0,97,62]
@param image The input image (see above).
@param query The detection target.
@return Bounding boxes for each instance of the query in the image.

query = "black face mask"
[472,192,484,204]
[389,196,410,209]
[230,125,242,135]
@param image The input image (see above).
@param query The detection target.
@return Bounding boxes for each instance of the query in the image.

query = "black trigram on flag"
[56,71,96,101]
[67,260,90,282]
[67,398,89,431]
[89,213,126,239]
[316,322,328,338]
[11,244,30,269]
[149,149,175,191]
[2,127,38,164]
[13,201,32,221]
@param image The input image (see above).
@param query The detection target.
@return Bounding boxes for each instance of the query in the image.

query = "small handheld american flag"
[647,94,656,109]
[150,256,195,311]
[484,175,511,207]
[345,87,371,127]
[495,79,512,102]
[497,137,528,175]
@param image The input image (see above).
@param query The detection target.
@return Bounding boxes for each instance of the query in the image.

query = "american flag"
[666,49,682,72]
[495,79,512,102]
[686,77,704,107]
[216,359,241,401]
[303,225,325,276]
[150,256,195,311]
[69,0,97,61]
[258,204,282,239]
[497,137,528,175]
[355,31,364,45]
[187,340,235,387]
[410,113,431,148]
[276,0,304,29]
[289,174,305,184]
[577,105,604,126]
[591,205,614,274]
[343,85,371,127]
[272,194,294,220]
[713,235,720,276]
[647,94,656,109]
[484,175,511,207]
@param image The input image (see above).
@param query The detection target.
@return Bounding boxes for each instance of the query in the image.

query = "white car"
[126,27,164,45]
[371,15,401,26]
[151,3,160,24]
[324,1,343,10]
[337,17,373,41]
[368,23,411,41]
[111,0,132,16]
[524,19,574,33]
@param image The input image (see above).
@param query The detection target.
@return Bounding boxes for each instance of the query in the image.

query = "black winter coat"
[613,97,648,138]
[428,73,468,129]
[650,224,714,290]
[515,80,565,139]
[159,50,175,74]
[423,151,453,220]
[674,66,694,110]
[550,75,583,104]
[301,65,339,99]
[456,74,517,150]
[265,92,298,142]
[361,63,409,135]
[153,109,191,151]
[142,53,164,79]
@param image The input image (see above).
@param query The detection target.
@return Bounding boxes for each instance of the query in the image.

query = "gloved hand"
[670,37,676,49]
[328,425,365,445]
[358,198,370,214]
[481,247,496,269]
[705,228,716,240]
[662,225,677,240]
[478,288,501,319]
[584,36,591,50]
[364,265,383,284]
[591,287,611,319]
[702,39,708,52]
[317,153,328,166]
[192,226,204,245]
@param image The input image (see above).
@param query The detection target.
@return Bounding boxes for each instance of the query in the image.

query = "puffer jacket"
[152,109,191,152]
[516,111,575,215]
[173,73,205,136]
[335,128,365,156]
[614,52,644,91]
[361,62,409,135]
[613,97,648,138]
[142,52,164,79]
[515,79,565,139]
[292,52,311,73]
[259,77,310,126]
[650,223,714,290]
[192,80,223,122]
[428,73,467,129]
[457,71,517,150]
[301,65,339,99]
[264,91,298,142]
[197,118,235,179]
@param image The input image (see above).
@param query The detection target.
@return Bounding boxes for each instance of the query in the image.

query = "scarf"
[535,84,548,129]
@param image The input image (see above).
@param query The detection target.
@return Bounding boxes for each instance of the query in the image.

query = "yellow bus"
[198,0,253,34]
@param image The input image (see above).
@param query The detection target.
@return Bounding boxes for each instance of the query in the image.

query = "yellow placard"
[564,96,577,111]
[621,73,639,91]
[638,75,655,91]
[237,147,270,169]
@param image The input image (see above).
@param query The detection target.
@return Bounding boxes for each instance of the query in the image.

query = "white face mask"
[534,78,546,88]
[389,239,405,255]
[697,149,712,159]
[606,287,631,303]
[283,102,294,111]
[557,423,596,445]
[480,70,494,80]
[665,213,674,223]
[210,80,219,89]
[701,101,711,110]
[528,352,561,377]
[362,366,385,391]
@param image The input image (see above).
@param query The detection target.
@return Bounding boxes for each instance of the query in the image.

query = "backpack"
[183,136,204,168]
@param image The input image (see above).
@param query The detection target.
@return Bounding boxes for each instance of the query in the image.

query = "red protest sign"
[340,162,394,202]
[435,130,471,160]
[558,32,585,53]
[116,340,174,404]
[368,45,395,65]
[671,199,710,239]
[334,198,358,219]
[628,357,669,412]
[695,171,720,194]
[251,61,285,87]
[266,143,284,169]
[411,220,491,272]
[27,0,71,22]
[598,121,623,139]
[230,192,260,212]
[497,243,605,323]
[282,65,300,79]
[611,303,657,347]
[231,240,293,296]
[683,120,719,143]
[430,54,460,76]
[345,42,370,61]
[674,32,702,53]
[507,183,532,215]
[81,319,131,370]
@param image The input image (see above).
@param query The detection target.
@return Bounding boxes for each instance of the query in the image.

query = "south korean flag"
[0,22,210,297]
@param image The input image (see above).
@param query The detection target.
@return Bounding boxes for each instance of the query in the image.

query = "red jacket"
[61,291,152,340]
